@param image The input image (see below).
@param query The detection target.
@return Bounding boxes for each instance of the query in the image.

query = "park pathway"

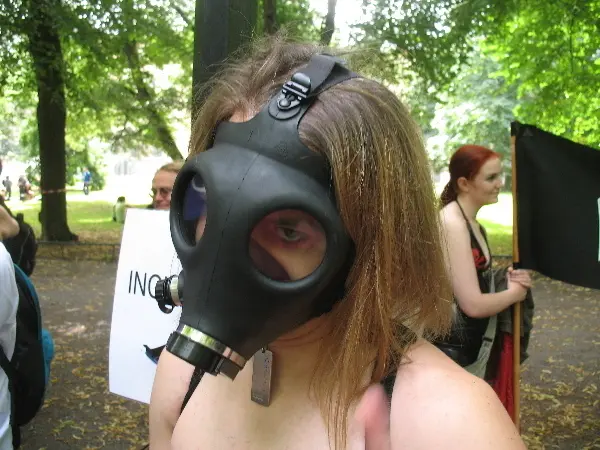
[18,259,599,449]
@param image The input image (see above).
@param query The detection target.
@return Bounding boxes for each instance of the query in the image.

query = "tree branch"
[172,2,192,27]
[123,40,182,159]
[263,0,277,35]
[320,0,337,46]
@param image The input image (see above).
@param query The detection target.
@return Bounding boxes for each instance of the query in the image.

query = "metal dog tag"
[251,348,273,406]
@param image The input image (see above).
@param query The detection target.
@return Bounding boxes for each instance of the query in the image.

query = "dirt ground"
[18,259,599,450]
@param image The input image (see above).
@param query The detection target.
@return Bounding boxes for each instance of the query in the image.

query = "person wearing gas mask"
[149,37,525,450]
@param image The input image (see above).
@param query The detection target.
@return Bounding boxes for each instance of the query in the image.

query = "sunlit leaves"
[428,52,519,171]
[353,0,600,154]
[59,0,193,157]
[256,0,320,41]
[352,0,494,87]
[486,0,600,148]
[1,0,194,161]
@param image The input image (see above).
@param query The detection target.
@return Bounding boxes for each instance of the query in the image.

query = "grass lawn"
[6,190,135,243]
[6,189,515,256]
[478,192,514,257]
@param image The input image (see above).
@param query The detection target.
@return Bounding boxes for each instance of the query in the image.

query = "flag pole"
[510,133,522,430]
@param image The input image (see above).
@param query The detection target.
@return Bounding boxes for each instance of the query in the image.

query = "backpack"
[0,264,54,448]
[0,198,38,276]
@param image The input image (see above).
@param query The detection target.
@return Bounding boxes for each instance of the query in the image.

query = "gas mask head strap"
[265,53,358,318]
[268,53,359,123]
[211,54,359,186]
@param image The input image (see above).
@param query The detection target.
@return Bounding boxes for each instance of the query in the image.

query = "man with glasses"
[149,161,184,210]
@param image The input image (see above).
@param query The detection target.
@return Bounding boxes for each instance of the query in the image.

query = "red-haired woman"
[436,145,532,381]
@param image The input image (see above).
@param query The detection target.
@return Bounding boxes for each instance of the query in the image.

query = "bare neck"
[456,194,482,222]
[267,315,332,394]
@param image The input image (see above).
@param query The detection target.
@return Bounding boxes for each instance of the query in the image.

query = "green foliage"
[353,0,501,87]
[256,0,320,41]
[19,115,104,190]
[1,0,193,161]
[24,149,105,191]
[1,0,323,165]
[60,0,193,157]
[428,52,519,175]
[0,99,24,158]
[4,0,595,180]
[484,0,600,149]
[354,0,600,157]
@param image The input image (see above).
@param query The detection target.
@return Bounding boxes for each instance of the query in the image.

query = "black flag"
[513,122,600,290]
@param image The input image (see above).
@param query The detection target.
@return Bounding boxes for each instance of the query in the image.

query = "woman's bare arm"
[440,207,526,318]
[149,350,195,448]
[0,206,18,240]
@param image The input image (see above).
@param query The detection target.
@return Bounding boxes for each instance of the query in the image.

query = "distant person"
[0,242,18,449]
[149,161,183,211]
[1,178,11,201]
[17,176,28,202]
[82,168,92,196]
[113,196,127,224]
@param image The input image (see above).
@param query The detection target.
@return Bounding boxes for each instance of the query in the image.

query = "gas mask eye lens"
[182,174,207,244]
[249,210,326,281]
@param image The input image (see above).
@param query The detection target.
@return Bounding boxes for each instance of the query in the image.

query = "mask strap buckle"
[277,72,311,111]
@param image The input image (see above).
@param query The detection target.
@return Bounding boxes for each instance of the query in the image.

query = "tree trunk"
[27,0,77,241]
[192,0,258,119]
[123,40,182,160]
[320,0,337,46]
[263,0,277,35]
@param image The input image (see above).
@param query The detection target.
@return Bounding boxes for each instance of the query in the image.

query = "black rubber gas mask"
[154,55,356,380]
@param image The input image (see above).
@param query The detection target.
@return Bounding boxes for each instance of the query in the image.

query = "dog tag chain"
[251,347,273,406]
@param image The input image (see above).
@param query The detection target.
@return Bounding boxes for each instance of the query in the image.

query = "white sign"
[109,209,182,404]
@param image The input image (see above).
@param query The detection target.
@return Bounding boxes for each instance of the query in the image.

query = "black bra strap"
[455,200,471,227]
[455,200,491,264]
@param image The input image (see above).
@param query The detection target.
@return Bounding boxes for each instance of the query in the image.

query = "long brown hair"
[440,145,501,207]
[189,34,452,449]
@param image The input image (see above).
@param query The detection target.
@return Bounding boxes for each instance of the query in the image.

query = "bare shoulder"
[390,340,525,449]
[440,203,469,239]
